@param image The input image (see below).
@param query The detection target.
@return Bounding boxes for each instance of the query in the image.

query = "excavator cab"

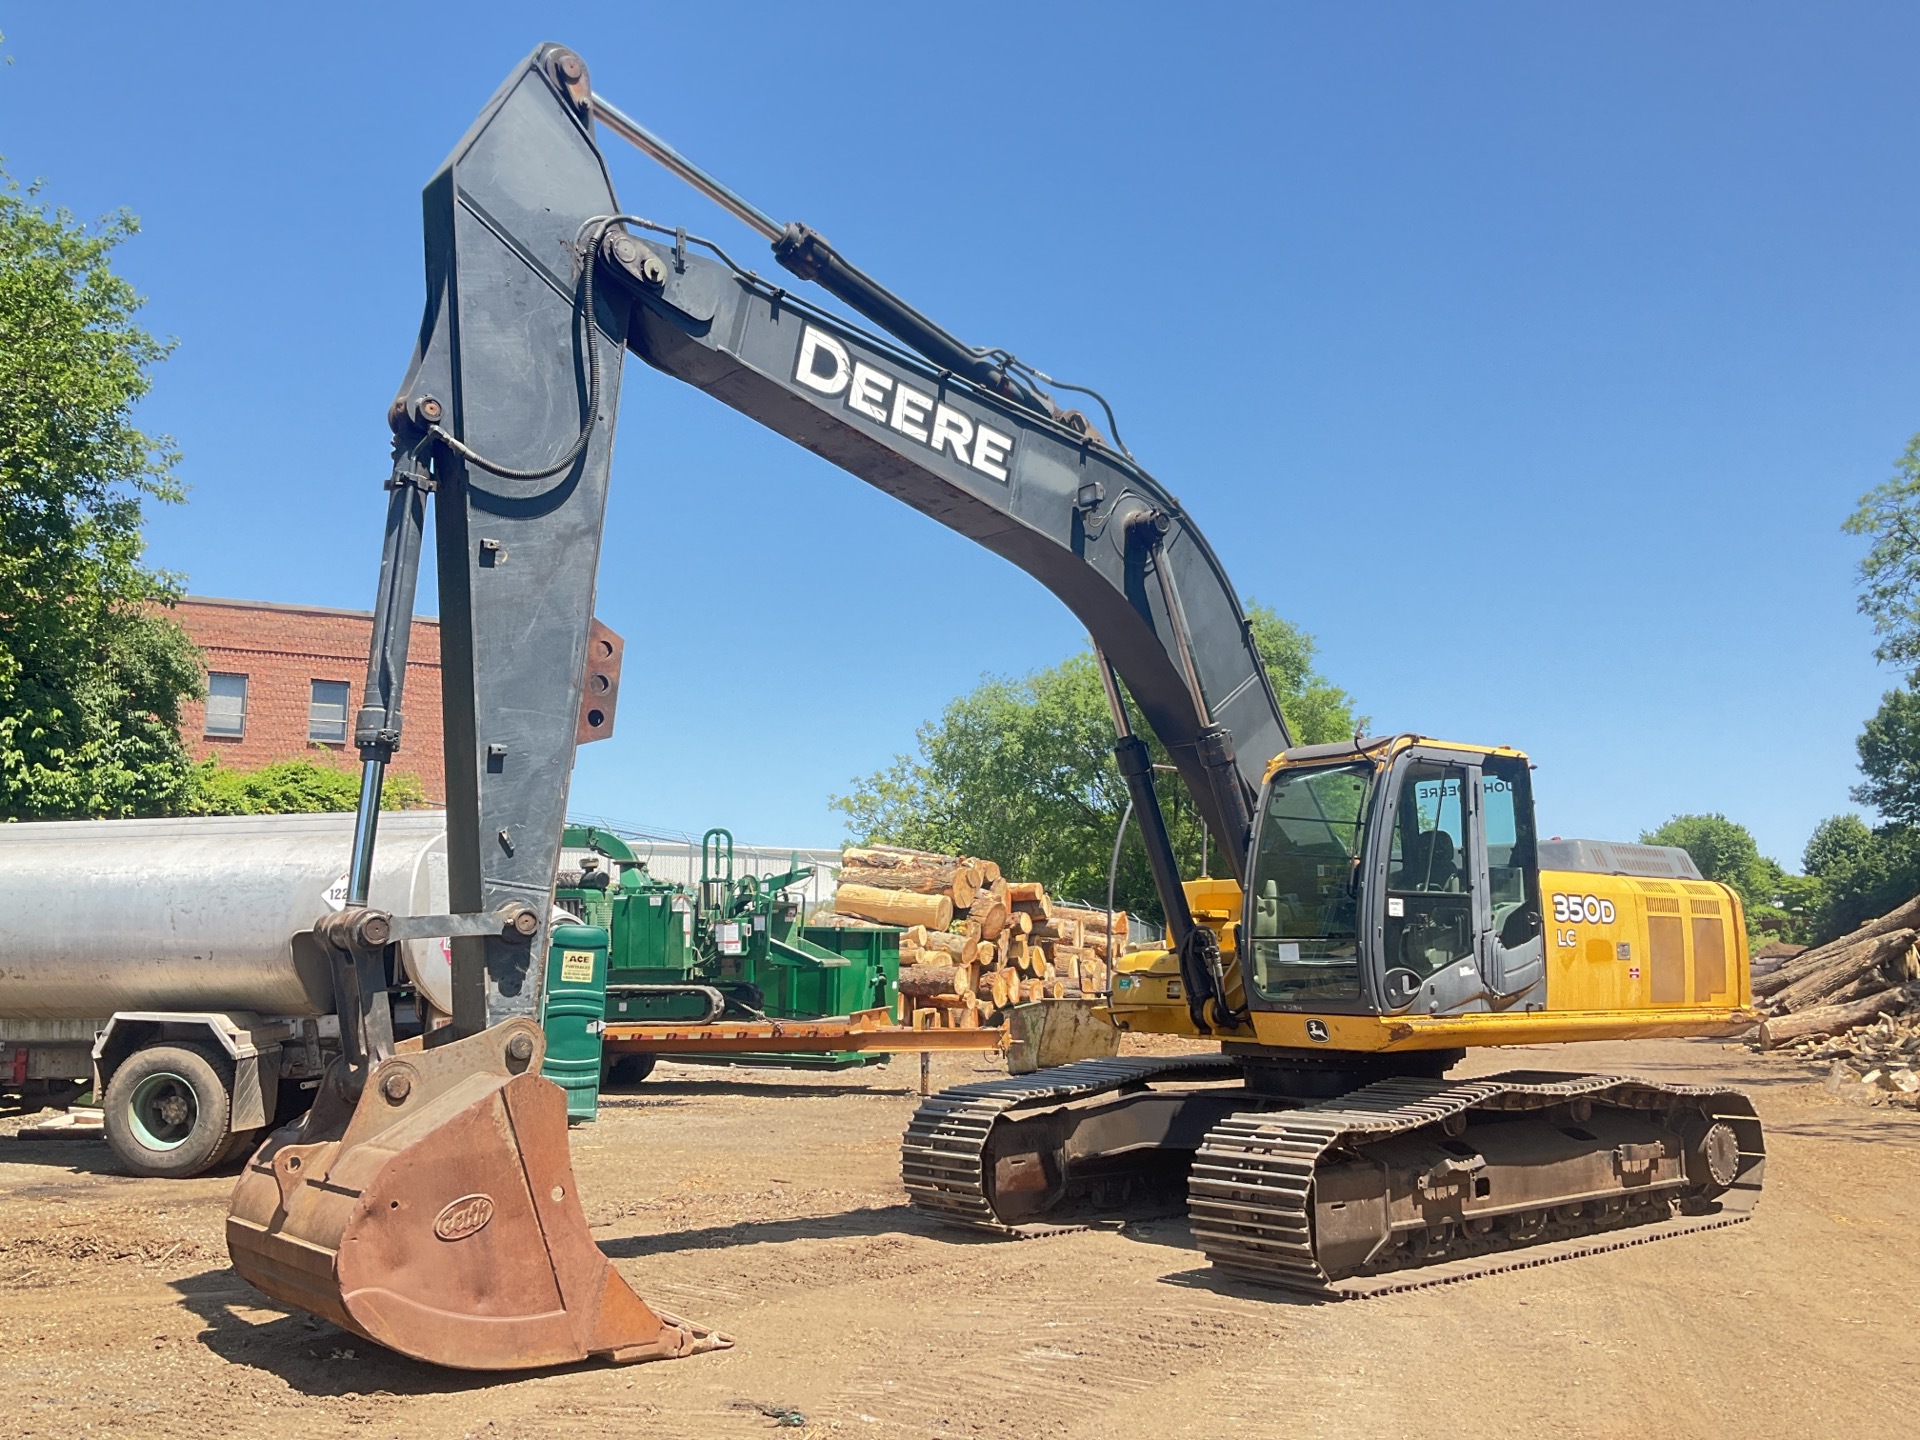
[1241,738,1547,1025]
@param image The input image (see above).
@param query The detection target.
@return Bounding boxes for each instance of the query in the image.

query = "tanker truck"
[0,812,454,1178]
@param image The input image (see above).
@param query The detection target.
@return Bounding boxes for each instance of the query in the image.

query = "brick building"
[172,597,447,803]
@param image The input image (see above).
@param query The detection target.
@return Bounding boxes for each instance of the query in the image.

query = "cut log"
[1023,978,1047,1003]
[898,944,924,969]
[901,925,928,949]
[1053,902,1128,937]
[976,939,998,969]
[1783,895,1920,975]
[1007,911,1032,938]
[842,848,980,907]
[969,890,1010,942]
[1759,986,1912,1048]
[920,929,966,960]
[835,882,953,931]
[898,964,966,1000]
[1034,917,1083,948]
[973,857,1002,886]
[1767,930,1916,1012]
[1046,979,1066,999]
[1755,926,1911,998]
[1079,957,1110,993]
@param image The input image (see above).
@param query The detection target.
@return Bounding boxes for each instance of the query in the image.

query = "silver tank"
[0,812,451,1021]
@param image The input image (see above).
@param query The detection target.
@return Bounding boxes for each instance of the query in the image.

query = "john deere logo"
[433,1194,495,1241]
[1305,1019,1331,1043]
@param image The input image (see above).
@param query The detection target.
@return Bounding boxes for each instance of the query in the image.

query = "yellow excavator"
[225,44,1763,1369]
[901,736,1761,1296]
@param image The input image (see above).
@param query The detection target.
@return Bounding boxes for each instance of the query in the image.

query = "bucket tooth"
[227,1018,729,1371]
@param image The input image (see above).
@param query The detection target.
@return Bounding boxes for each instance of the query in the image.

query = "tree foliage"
[1800,812,1920,944]
[186,758,430,815]
[1638,812,1810,943]
[832,604,1363,923]
[0,166,201,819]
[1846,432,1920,675]
[1850,686,1920,827]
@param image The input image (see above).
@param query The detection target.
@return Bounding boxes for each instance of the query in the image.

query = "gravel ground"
[1,1036,1915,1440]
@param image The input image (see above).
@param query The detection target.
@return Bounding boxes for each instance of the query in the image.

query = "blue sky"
[3,4,1914,863]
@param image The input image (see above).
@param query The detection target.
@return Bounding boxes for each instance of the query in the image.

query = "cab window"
[1391,765,1468,893]
[1245,763,1373,1004]
[1482,756,1542,949]
[1384,760,1475,982]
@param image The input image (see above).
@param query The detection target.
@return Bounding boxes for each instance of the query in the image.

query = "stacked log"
[1753,907,1920,1052]
[834,844,1130,1028]
[842,846,985,911]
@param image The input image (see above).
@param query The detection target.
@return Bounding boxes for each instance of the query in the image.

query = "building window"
[309,679,352,744]
[205,672,248,738]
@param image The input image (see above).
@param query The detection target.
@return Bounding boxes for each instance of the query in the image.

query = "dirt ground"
[2,1036,1916,1440]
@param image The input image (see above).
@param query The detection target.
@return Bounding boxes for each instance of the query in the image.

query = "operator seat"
[1398,830,1458,892]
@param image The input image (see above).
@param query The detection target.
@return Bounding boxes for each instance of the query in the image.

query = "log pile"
[1801,1012,1920,1109]
[1752,897,1920,1067]
[825,844,1130,1029]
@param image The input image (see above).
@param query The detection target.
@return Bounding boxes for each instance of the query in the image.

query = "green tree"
[0,166,201,819]
[1801,812,1920,943]
[187,758,430,815]
[1846,431,1920,674]
[1850,686,1920,826]
[832,603,1363,923]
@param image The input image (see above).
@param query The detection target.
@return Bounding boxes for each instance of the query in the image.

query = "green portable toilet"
[540,923,610,1122]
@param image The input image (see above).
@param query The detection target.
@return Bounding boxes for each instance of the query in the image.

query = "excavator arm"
[368,45,1284,998]
[227,41,1285,1370]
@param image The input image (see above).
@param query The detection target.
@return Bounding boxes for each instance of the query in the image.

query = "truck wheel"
[216,1128,264,1168]
[602,1053,657,1089]
[102,1043,234,1179]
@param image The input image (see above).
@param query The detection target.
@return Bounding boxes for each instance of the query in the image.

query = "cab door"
[1472,754,1545,1001]
[1376,754,1480,1010]
[1373,749,1545,1014]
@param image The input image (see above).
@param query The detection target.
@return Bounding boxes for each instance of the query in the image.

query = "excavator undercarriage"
[903,1057,1763,1298]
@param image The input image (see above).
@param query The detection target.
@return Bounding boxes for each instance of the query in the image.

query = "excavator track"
[902,1054,1244,1235]
[1187,1071,1764,1299]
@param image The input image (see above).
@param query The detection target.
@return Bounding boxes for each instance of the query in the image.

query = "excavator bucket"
[227,1017,729,1371]
[1005,998,1123,1074]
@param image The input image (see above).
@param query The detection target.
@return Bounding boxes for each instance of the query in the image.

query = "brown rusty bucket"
[227,1017,730,1371]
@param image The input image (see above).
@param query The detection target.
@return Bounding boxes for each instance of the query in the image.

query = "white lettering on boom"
[792,322,1012,484]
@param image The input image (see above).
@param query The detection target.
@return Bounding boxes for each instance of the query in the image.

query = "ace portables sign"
[792,324,1015,484]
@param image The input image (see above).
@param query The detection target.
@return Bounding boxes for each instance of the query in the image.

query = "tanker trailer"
[0,812,450,1177]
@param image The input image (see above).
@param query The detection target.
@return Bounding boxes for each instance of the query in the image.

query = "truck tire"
[602,1053,657,1089]
[216,1128,264,1168]
[102,1043,234,1179]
